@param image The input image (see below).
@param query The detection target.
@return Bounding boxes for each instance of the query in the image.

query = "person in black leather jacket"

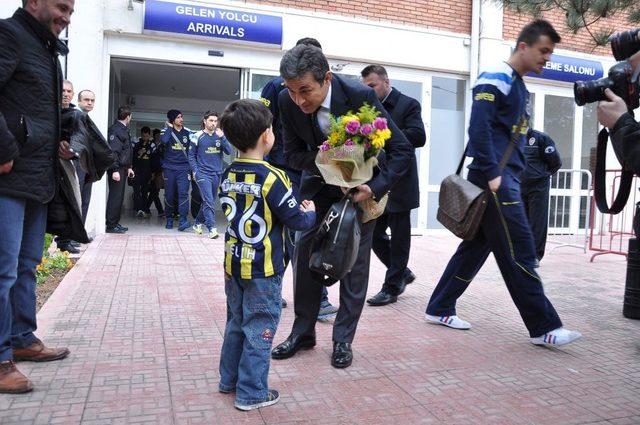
[0,1,76,395]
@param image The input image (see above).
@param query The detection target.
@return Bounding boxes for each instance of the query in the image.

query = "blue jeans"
[194,173,221,231]
[163,168,190,222]
[219,273,283,405]
[0,195,47,361]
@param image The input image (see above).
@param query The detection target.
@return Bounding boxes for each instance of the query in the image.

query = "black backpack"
[309,194,362,286]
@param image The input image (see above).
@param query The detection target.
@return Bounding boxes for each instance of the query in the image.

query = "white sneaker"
[193,224,203,235]
[425,314,471,330]
[209,229,219,239]
[530,327,582,347]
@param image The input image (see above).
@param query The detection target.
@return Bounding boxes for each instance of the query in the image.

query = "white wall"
[0,1,20,18]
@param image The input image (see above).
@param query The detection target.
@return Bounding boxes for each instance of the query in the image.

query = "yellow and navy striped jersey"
[219,158,316,279]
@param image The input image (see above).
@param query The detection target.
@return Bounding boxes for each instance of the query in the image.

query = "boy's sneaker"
[425,314,472,330]
[178,220,191,231]
[165,219,174,229]
[281,298,288,308]
[317,300,338,321]
[530,327,582,347]
[234,389,280,411]
[209,229,219,239]
[193,224,203,235]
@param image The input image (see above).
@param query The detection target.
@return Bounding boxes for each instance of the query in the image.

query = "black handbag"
[437,122,523,240]
[309,192,362,286]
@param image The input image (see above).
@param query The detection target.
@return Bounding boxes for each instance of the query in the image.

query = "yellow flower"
[340,115,359,125]
[376,128,392,141]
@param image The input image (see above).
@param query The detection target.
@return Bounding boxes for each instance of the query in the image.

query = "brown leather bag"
[437,122,523,241]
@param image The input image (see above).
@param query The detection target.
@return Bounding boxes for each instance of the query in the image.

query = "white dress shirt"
[316,83,332,136]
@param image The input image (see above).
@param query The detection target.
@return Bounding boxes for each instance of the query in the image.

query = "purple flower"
[373,117,387,131]
[364,141,371,149]
[320,142,330,152]
[345,120,360,135]
[360,123,373,136]
[345,139,355,146]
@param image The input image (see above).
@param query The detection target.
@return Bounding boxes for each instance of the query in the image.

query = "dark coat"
[0,8,68,203]
[611,112,640,175]
[107,121,133,171]
[64,106,115,183]
[522,129,562,182]
[382,87,425,212]
[280,74,414,201]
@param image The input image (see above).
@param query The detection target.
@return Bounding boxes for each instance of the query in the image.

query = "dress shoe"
[57,243,80,254]
[0,361,33,394]
[331,342,353,368]
[106,226,126,234]
[367,290,398,306]
[116,224,128,232]
[403,270,416,285]
[13,340,70,362]
[271,334,315,359]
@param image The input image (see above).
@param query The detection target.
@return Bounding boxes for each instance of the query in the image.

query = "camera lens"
[573,78,614,106]
[611,28,640,61]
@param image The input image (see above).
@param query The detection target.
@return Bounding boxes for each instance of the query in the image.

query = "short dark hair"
[22,0,27,7]
[280,44,329,85]
[361,64,388,79]
[296,37,322,49]
[141,126,151,134]
[220,99,272,152]
[117,106,132,121]
[203,110,219,121]
[152,128,161,136]
[78,89,94,101]
[516,19,561,47]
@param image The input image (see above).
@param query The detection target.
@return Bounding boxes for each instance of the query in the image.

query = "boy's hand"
[300,199,315,212]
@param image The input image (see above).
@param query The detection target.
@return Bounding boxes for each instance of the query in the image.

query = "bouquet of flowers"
[316,103,392,222]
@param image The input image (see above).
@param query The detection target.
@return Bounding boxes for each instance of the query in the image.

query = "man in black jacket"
[0,0,75,394]
[106,106,134,233]
[361,65,426,307]
[270,45,413,368]
[521,129,562,262]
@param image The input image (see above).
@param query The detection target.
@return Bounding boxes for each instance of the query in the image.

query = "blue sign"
[143,0,283,46]
[528,54,604,83]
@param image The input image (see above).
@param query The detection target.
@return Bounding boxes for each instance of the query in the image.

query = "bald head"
[78,89,96,113]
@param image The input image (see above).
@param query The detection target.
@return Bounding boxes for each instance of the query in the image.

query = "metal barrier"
[546,169,592,254]
[588,169,640,262]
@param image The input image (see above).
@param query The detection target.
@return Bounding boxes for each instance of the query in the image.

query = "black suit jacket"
[382,87,425,212]
[280,74,413,201]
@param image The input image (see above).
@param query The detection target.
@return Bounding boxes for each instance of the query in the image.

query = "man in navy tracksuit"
[425,20,581,347]
[160,109,191,231]
[522,128,562,261]
[188,110,232,238]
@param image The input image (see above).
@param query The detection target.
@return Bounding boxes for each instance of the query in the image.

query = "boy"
[188,110,233,238]
[217,99,316,410]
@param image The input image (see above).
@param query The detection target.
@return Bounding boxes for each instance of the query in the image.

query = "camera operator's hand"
[598,89,628,129]
[488,176,502,193]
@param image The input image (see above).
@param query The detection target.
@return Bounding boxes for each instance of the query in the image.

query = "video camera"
[574,28,640,109]
[572,29,640,216]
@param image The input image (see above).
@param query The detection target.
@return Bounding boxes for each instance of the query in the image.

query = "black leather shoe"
[367,290,397,306]
[116,224,129,232]
[271,334,315,360]
[403,270,416,285]
[331,342,352,368]
[106,226,126,234]
[57,243,79,254]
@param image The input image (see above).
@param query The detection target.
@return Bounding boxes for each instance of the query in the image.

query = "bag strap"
[594,127,634,214]
[456,117,526,176]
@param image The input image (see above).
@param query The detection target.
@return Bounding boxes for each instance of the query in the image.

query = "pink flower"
[345,139,355,146]
[320,142,330,151]
[364,141,371,149]
[345,120,360,135]
[373,117,387,131]
[360,124,373,136]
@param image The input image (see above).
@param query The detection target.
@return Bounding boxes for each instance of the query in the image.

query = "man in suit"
[270,45,413,368]
[361,65,426,306]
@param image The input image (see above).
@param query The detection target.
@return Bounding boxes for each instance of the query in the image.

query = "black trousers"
[75,163,92,225]
[106,168,127,229]
[145,175,164,214]
[371,210,412,295]
[133,170,151,213]
[522,177,550,261]
[190,178,202,220]
[291,188,375,343]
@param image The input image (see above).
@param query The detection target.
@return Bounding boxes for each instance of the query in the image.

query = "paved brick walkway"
[1,232,639,424]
